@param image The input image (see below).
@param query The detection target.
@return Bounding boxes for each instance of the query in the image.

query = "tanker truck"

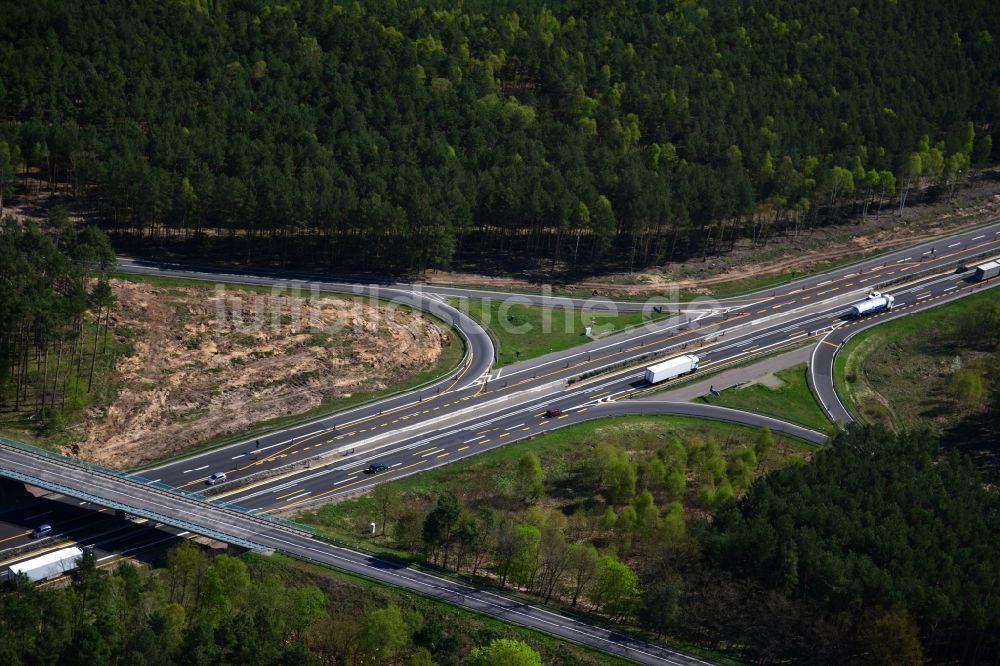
[849,291,895,318]
[644,354,700,384]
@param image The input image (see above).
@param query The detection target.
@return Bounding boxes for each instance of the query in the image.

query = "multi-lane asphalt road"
[810,268,1000,423]
[0,439,712,666]
[111,220,1000,512]
[2,219,999,665]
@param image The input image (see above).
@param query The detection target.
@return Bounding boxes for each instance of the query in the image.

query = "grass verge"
[697,363,837,434]
[295,414,803,665]
[833,285,1000,432]
[297,414,815,554]
[448,297,669,366]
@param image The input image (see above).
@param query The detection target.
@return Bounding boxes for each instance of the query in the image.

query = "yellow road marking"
[0,530,32,545]
[278,460,430,511]
[457,446,469,452]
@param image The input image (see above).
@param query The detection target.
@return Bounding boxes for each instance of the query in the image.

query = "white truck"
[973,260,1000,282]
[8,546,84,582]
[849,291,895,317]
[644,354,699,384]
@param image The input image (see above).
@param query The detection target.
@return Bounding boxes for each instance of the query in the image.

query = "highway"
[145,259,991,513]
[114,222,1000,511]
[810,270,1000,424]
[0,441,710,666]
[1,220,998,664]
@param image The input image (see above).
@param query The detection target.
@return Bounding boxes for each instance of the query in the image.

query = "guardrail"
[0,435,312,536]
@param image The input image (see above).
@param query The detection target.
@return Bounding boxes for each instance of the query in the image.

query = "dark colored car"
[367,463,390,473]
[30,524,53,539]
[545,409,563,418]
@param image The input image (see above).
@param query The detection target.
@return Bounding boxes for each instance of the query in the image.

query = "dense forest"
[0,214,116,429]
[305,421,1000,665]
[0,542,553,666]
[1,0,998,273]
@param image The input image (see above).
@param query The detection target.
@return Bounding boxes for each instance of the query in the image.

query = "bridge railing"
[0,435,311,534]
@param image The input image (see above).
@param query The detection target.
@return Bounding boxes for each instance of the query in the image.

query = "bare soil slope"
[74,280,451,467]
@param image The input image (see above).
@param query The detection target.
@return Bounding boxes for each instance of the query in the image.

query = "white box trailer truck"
[9,546,84,582]
[973,260,1000,281]
[849,291,895,317]
[644,354,699,384]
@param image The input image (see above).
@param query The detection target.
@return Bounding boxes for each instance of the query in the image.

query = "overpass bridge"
[0,437,708,666]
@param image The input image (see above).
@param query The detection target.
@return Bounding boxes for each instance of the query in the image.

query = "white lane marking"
[420,448,442,457]
[231,453,246,459]
[285,492,310,502]
[193,465,209,471]
[916,292,931,299]
[494,368,503,380]
[973,235,985,240]
[948,243,960,248]
[943,286,956,292]
[506,423,525,430]
[145,478,161,485]
[103,530,194,563]
[463,435,485,443]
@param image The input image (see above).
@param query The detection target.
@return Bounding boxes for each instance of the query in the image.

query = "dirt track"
[423,177,1000,296]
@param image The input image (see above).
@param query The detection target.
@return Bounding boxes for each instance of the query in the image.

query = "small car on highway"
[30,524,52,539]
[366,463,390,474]
[206,471,227,485]
[544,409,563,418]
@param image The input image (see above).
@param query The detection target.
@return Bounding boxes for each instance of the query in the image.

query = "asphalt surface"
[117,221,1000,496]
[0,442,711,666]
[1,220,998,664]
[811,273,1000,424]
[119,227,1000,513]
